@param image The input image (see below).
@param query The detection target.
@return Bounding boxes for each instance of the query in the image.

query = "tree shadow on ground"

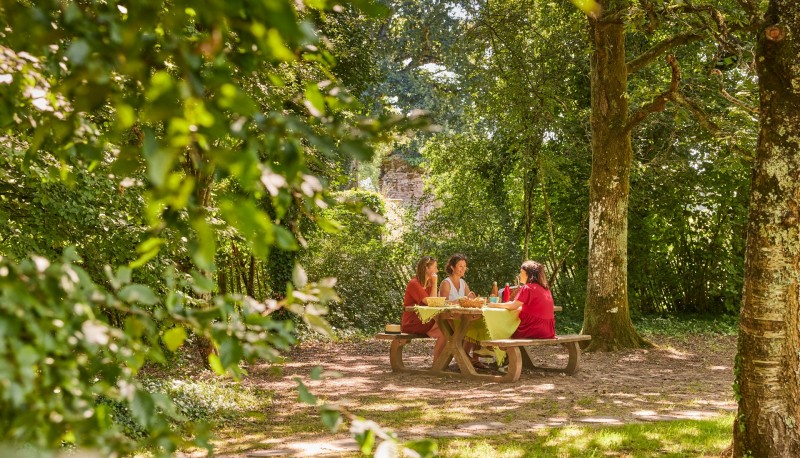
[207,334,736,457]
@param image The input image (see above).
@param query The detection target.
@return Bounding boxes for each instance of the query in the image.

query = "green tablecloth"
[412,306,521,364]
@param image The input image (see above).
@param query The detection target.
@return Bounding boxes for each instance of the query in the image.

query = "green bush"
[301,190,415,334]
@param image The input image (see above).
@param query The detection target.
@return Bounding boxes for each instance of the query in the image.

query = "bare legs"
[427,322,445,360]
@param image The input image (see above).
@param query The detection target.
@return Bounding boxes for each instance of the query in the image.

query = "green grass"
[556,313,739,337]
[437,415,734,457]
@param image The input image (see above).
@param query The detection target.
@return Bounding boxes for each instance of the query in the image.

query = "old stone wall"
[379,157,436,237]
[379,157,425,202]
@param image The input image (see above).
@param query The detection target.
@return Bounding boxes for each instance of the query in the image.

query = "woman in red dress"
[402,256,445,359]
[486,260,555,339]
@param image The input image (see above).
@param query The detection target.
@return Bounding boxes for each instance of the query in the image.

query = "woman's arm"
[487,300,523,310]
[465,282,476,299]
[439,280,450,299]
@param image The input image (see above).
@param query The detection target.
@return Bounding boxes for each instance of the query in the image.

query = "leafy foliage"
[0,0,431,455]
[302,190,415,333]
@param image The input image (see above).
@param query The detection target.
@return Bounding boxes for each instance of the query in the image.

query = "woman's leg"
[464,341,478,363]
[427,322,446,360]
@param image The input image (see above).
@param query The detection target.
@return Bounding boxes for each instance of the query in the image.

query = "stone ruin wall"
[378,157,436,237]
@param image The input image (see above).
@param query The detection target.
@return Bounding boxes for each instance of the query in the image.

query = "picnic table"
[376,305,591,383]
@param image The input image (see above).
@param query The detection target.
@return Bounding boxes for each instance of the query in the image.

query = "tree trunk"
[732,2,800,455]
[247,255,256,297]
[522,166,536,261]
[581,3,649,351]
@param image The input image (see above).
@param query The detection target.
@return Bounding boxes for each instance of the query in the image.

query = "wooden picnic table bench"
[376,305,590,383]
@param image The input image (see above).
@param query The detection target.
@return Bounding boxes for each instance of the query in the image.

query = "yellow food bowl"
[427,297,446,307]
[385,324,401,334]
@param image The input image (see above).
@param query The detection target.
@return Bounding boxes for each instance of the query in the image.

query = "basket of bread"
[457,296,486,308]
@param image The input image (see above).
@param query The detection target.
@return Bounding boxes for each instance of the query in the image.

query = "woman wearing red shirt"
[402,256,445,359]
[486,260,555,339]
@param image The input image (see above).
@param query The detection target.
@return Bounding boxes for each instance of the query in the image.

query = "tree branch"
[712,70,759,115]
[627,1,757,75]
[733,0,760,24]
[625,54,681,133]
[627,32,703,74]
[637,0,660,34]
[670,92,721,133]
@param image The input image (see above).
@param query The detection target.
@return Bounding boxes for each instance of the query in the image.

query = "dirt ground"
[214,334,737,457]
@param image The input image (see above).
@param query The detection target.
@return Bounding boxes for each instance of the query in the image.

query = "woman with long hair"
[402,256,446,359]
[486,260,555,339]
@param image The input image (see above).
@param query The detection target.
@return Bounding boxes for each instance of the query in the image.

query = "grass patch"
[556,313,738,337]
[437,415,733,457]
[141,378,272,423]
[632,315,739,337]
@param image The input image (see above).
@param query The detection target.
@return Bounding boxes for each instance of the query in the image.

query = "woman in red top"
[402,256,445,359]
[486,260,555,339]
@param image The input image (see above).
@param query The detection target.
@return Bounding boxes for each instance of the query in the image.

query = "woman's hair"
[415,256,437,288]
[445,253,468,275]
[521,260,549,290]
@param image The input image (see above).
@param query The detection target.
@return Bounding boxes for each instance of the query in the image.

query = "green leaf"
[190,218,216,272]
[320,406,342,432]
[116,103,136,129]
[305,312,333,338]
[303,0,327,10]
[310,366,323,380]
[295,378,317,405]
[162,327,187,352]
[190,270,215,293]
[570,0,601,16]
[208,354,225,376]
[348,0,390,17]
[116,267,132,286]
[219,337,243,369]
[340,140,373,161]
[356,428,376,454]
[266,29,295,61]
[316,216,342,234]
[118,284,158,305]
[142,128,175,187]
[131,237,165,269]
[131,391,154,428]
[304,83,326,117]
[403,439,438,458]
[274,225,299,251]
[220,200,273,259]
[137,237,165,254]
[66,40,90,65]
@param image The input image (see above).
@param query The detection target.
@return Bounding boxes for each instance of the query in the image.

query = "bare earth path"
[209,334,737,457]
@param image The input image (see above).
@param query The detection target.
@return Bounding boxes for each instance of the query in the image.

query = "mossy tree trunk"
[581,1,649,351]
[732,1,800,455]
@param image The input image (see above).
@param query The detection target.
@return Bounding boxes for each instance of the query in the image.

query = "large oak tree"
[580,0,749,350]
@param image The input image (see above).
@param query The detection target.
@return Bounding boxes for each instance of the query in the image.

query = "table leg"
[431,315,478,376]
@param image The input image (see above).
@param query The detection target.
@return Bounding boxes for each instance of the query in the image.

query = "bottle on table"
[502,283,510,302]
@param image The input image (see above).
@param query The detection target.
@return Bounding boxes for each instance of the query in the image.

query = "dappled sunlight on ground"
[208,334,736,457]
